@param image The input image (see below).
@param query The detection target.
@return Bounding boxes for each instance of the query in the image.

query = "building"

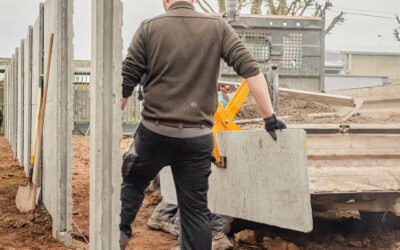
[340,47,400,84]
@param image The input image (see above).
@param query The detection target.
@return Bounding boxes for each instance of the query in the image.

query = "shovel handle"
[32,33,54,188]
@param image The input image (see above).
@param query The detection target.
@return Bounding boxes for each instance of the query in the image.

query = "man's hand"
[121,98,128,111]
[264,114,287,141]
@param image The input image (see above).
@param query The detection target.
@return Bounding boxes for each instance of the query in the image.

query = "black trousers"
[120,123,214,250]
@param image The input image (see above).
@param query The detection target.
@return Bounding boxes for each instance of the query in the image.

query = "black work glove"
[264,114,287,141]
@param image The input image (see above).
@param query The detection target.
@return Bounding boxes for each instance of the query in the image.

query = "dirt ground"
[0,137,73,250]
[72,136,177,250]
[1,84,400,250]
[236,95,400,125]
[1,136,400,249]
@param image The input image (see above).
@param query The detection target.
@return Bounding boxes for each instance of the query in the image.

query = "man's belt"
[147,119,210,129]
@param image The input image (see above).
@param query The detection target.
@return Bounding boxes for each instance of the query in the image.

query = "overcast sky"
[0,0,399,59]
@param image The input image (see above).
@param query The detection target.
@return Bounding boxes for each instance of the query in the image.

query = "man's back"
[122,1,259,125]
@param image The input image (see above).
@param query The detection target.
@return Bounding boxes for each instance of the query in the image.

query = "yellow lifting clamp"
[212,80,249,168]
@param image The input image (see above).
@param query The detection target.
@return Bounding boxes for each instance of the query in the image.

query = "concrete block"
[90,0,123,249]
[161,129,313,233]
[40,0,74,244]
[23,27,33,175]
[17,40,25,165]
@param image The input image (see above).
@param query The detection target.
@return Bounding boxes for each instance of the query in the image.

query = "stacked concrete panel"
[39,0,74,244]
[90,0,123,248]
[17,41,24,165]
[23,27,33,175]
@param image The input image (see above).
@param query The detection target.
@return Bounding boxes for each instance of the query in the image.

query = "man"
[218,84,233,107]
[120,0,286,249]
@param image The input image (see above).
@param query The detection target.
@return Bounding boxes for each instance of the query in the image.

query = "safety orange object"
[212,80,249,168]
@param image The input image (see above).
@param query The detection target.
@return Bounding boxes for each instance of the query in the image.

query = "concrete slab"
[90,0,123,249]
[23,27,33,176]
[17,40,25,165]
[40,0,74,244]
[161,129,313,233]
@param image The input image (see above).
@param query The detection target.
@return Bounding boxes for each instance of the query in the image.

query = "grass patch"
[3,180,17,189]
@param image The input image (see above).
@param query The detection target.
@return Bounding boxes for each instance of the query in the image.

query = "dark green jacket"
[122,1,259,125]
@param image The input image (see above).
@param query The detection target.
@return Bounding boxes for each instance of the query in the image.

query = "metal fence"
[72,71,141,134]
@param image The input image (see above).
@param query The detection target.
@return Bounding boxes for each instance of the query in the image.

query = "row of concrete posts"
[4,0,124,248]
[4,0,74,245]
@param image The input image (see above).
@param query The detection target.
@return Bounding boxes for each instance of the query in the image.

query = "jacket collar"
[169,1,195,11]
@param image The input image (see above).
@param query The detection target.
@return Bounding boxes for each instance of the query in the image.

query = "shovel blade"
[16,184,41,213]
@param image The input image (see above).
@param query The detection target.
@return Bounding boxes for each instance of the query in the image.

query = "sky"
[0,0,399,59]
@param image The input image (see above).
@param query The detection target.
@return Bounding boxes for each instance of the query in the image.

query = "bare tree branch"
[299,0,314,16]
[313,3,321,17]
[395,15,400,42]
[202,0,217,13]
[218,0,226,13]
[251,0,263,14]
[293,1,304,15]
[196,0,210,12]
[325,11,344,35]
[288,0,300,16]
[265,0,278,15]
[277,0,287,14]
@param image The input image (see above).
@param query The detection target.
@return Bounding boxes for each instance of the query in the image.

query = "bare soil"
[0,137,73,250]
[71,135,177,250]
[236,94,400,125]
[1,136,400,249]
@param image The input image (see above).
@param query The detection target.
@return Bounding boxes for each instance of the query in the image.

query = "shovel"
[16,33,54,215]
[15,74,43,213]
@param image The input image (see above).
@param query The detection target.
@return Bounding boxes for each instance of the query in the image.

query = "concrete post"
[4,67,8,140]
[40,0,74,244]
[23,26,33,175]
[31,3,44,174]
[4,68,8,139]
[90,0,123,248]
[13,50,18,156]
[17,40,25,165]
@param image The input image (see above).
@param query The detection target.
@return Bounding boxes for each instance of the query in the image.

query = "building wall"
[347,54,400,83]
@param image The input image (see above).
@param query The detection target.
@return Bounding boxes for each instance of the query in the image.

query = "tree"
[263,0,344,35]
[198,0,344,34]
[395,15,400,42]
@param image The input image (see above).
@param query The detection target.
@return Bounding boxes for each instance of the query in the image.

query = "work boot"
[160,220,179,237]
[147,216,163,230]
[171,243,181,250]
[120,231,130,250]
[147,217,179,237]
[212,232,233,250]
